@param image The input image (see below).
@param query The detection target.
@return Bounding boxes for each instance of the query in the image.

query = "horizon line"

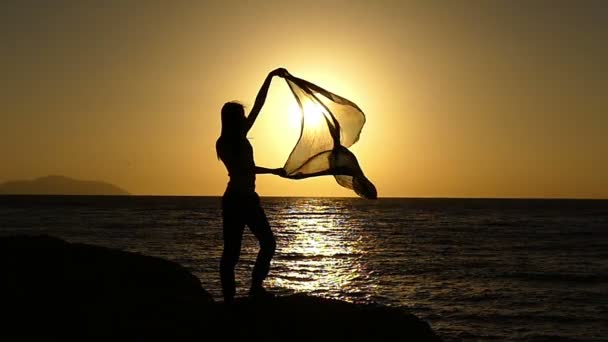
[1,194,606,200]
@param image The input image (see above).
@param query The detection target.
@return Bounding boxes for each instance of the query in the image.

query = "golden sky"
[1,1,607,198]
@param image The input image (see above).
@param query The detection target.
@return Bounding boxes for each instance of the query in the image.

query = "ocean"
[1,195,606,341]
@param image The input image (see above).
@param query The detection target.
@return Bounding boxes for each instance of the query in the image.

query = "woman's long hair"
[217,101,246,159]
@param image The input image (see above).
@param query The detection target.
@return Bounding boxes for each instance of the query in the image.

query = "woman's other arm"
[255,166,287,176]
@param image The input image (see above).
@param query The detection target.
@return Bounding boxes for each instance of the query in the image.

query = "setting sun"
[287,96,332,132]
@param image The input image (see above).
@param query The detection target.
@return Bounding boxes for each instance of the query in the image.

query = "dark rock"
[0,235,213,339]
[224,294,443,341]
[0,235,443,341]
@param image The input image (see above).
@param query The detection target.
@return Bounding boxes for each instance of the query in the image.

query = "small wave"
[278,252,361,261]
[454,331,504,341]
[278,211,340,218]
[460,292,509,302]
[499,271,608,283]
[443,311,597,325]
[515,333,592,342]
[274,274,314,282]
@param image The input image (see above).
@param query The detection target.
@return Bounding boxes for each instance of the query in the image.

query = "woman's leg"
[247,196,276,292]
[220,198,245,304]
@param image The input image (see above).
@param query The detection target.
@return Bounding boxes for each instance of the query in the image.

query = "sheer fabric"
[282,72,377,199]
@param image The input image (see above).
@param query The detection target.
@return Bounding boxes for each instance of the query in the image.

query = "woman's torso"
[217,135,256,194]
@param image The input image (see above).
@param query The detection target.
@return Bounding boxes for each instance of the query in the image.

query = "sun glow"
[287,96,330,131]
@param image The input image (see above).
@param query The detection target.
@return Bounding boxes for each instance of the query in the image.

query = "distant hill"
[0,175,130,195]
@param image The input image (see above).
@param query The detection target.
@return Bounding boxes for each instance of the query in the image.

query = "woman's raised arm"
[244,67,288,132]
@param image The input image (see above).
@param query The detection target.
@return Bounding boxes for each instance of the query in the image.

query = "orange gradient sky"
[1,1,607,198]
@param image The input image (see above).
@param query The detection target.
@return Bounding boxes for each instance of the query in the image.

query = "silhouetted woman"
[216,68,287,304]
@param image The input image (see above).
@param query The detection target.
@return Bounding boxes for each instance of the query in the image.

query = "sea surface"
[1,195,607,341]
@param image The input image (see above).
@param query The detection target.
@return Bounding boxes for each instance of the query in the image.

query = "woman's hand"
[272,168,287,177]
[289,172,305,179]
[270,67,288,78]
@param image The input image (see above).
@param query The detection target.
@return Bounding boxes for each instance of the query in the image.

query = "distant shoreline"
[0,175,129,196]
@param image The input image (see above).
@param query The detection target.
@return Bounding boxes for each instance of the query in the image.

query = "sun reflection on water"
[264,198,380,302]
